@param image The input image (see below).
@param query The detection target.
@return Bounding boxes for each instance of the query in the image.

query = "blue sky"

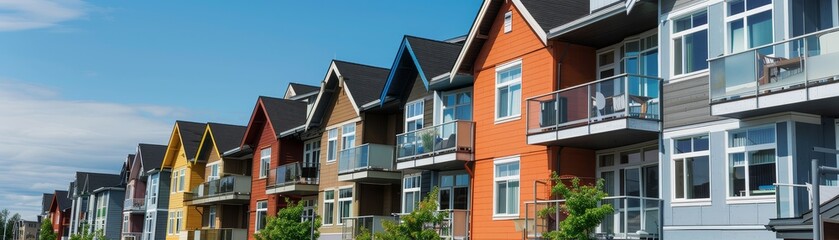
[0,0,480,220]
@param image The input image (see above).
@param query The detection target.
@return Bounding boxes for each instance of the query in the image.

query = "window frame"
[670,10,710,78]
[304,139,321,167]
[493,156,520,218]
[725,125,778,202]
[323,190,335,226]
[337,186,353,225]
[494,59,523,122]
[405,99,424,132]
[341,123,356,150]
[259,147,271,179]
[671,134,712,203]
[255,200,268,233]
[503,11,512,33]
[724,0,774,54]
[441,89,473,124]
[178,169,185,192]
[208,162,220,181]
[402,174,422,213]
[327,128,338,162]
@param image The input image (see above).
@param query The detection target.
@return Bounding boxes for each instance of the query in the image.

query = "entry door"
[608,164,658,235]
[439,173,469,210]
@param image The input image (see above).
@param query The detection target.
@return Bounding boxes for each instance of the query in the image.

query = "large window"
[338,187,353,224]
[728,126,776,197]
[442,91,472,122]
[259,148,271,178]
[494,158,520,217]
[598,33,659,78]
[402,174,421,213]
[496,61,522,120]
[207,206,216,228]
[726,0,773,53]
[327,129,338,162]
[405,100,424,132]
[304,140,320,167]
[673,135,710,200]
[440,173,470,210]
[255,201,267,232]
[149,174,158,205]
[172,168,186,193]
[323,190,335,225]
[208,163,219,181]
[341,123,356,150]
[673,10,709,76]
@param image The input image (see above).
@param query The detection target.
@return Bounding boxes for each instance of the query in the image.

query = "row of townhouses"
[34,0,839,239]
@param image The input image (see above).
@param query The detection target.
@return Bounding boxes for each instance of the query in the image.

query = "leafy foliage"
[0,209,21,240]
[68,223,104,240]
[39,218,56,240]
[374,187,446,240]
[254,198,321,240]
[542,175,614,240]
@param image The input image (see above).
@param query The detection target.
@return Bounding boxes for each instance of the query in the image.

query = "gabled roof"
[381,35,466,103]
[119,154,135,185]
[73,172,122,195]
[52,190,70,211]
[195,123,246,161]
[305,60,390,128]
[241,96,308,145]
[451,0,588,75]
[41,193,54,213]
[284,83,320,100]
[137,143,167,171]
[161,121,205,167]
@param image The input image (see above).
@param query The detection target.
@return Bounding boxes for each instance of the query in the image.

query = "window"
[207,206,216,228]
[304,140,320,167]
[255,201,267,232]
[598,51,617,78]
[504,11,512,33]
[301,199,316,222]
[149,174,158,205]
[259,148,271,178]
[323,190,335,225]
[167,212,174,234]
[673,135,711,200]
[726,0,773,53]
[597,32,659,78]
[405,100,424,132]
[440,173,470,210]
[494,158,520,217]
[176,210,182,233]
[496,61,522,120]
[172,168,185,192]
[327,129,338,162]
[728,126,776,197]
[673,10,709,76]
[341,123,356,150]
[402,174,421,213]
[338,187,353,224]
[442,91,472,122]
[208,164,219,181]
[123,214,129,233]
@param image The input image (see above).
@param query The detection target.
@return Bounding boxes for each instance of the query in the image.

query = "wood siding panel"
[662,76,725,129]
[247,121,277,240]
[166,142,205,240]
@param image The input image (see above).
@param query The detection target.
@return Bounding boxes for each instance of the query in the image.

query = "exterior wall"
[405,75,434,128]
[146,170,171,240]
[103,190,126,240]
[164,142,204,240]
[247,119,278,240]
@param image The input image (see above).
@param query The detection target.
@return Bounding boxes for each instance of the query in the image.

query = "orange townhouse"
[378,35,475,239]
[229,83,318,240]
[452,0,663,238]
[48,190,71,240]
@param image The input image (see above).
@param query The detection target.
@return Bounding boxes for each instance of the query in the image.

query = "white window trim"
[304,139,321,166]
[494,59,523,123]
[723,0,774,54]
[405,99,425,131]
[207,162,221,181]
[595,29,659,79]
[402,173,422,213]
[326,128,338,163]
[670,135,712,204]
[337,186,353,225]
[255,200,268,233]
[440,88,473,124]
[724,125,778,203]
[259,147,271,179]
[341,123,356,150]
[493,156,520,219]
[670,9,710,78]
[504,11,512,33]
[322,189,336,226]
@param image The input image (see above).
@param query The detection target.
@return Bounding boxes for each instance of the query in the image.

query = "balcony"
[191,228,247,240]
[395,121,474,170]
[526,74,661,149]
[438,210,470,240]
[123,198,145,213]
[524,196,663,240]
[338,144,401,183]
[709,27,839,118]
[341,215,399,240]
[265,162,319,195]
[184,175,251,206]
[121,233,142,240]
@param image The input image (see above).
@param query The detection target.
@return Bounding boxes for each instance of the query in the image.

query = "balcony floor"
[265,183,318,195]
[711,80,839,118]
[527,118,659,149]
[395,151,472,171]
[185,193,250,206]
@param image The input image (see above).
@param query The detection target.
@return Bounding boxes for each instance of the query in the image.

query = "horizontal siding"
[662,76,725,129]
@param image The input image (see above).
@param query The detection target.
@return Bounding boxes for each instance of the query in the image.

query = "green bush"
[542,175,614,240]
[375,187,446,240]
[254,198,321,240]
[39,218,56,240]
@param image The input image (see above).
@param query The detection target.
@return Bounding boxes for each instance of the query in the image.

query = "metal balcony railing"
[524,196,663,240]
[123,198,145,212]
[267,162,319,187]
[395,120,474,161]
[338,144,395,174]
[191,228,247,240]
[709,27,839,102]
[341,215,399,240]
[526,74,662,134]
[187,175,251,200]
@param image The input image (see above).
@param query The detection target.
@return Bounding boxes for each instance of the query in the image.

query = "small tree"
[375,187,446,240]
[255,198,321,240]
[39,218,56,240]
[68,223,104,240]
[542,175,614,240]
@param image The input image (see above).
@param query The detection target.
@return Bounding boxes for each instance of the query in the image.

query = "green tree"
[374,187,446,240]
[0,209,21,240]
[68,223,104,240]
[39,218,56,240]
[542,175,614,240]
[254,198,321,240]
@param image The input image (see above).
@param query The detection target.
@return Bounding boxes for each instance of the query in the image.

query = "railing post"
[623,197,628,239]
[587,84,592,123]
[624,76,630,118]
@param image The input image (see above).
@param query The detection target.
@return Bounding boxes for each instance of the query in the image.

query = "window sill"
[494,115,521,125]
[668,69,709,83]
[671,199,712,207]
[492,215,519,220]
[726,196,775,205]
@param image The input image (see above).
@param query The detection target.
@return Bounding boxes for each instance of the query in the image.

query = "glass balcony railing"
[526,74,661,134]
[267,162,319,187]
[123,198,145,212]
[395,120,474,160]
[187,175,251,200]
[192,228,247,240]
[710,27,839,102]
[524,196,663,239]
[338,144,395,174]
[341,215,399,240]
[775,183,810,219]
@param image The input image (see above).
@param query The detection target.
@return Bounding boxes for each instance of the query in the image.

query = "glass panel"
[439,188,451,210]
[748,11,773,50]
[694,136,709,151]
[498,87,509,118]
[806,31,839,82]
[624,169,641,233]
[507,181,519,214]
[730,153,747,196]
[675,37,684,74]
[675,159,685,198]
[729,0,745,16]
[749,149,776,196]
[675,139,692,153]
[746,0,771,10]
[644,165,659,198]
[441,175,454,187]
[454,187,469,209]
[496,181,507,214]
[688,156,710,199]
[686,30,709,73]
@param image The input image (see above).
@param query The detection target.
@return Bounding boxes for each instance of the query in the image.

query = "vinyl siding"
[105,190,125,240]
[662,75,725,129]
[318,85,359,236]
[164,140,205,240]
[247,121,277,240]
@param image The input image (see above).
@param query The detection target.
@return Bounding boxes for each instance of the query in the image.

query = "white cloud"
[0,0,90,31]
[0,79,175,219]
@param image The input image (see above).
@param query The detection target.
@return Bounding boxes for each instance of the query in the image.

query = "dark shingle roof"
[41,193,54,213]
[289,83,319,96]
[54,190,70,211]
[520,0,589,32]
[176,121,206,160]
[260,96,307,136]
[333,60,390,107]
[138,144,167,170]
[74,172,122,194]
[207,123,246,152]
[405,36,463,81]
